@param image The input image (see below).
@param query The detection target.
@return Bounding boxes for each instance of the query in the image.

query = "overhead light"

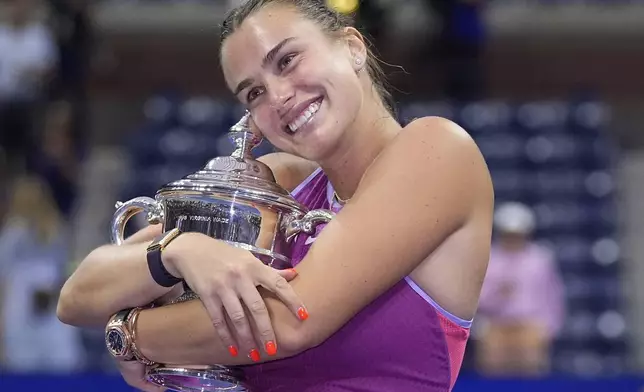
[327,0,359,14]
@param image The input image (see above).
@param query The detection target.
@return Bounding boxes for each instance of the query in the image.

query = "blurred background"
[0,0,643,391]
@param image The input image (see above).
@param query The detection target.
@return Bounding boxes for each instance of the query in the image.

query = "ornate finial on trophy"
[229,111,263,160]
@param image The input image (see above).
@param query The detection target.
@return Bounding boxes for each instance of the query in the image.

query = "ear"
[343,27,367,72]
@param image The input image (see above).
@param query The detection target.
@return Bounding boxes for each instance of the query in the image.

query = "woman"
[58,1,494,391]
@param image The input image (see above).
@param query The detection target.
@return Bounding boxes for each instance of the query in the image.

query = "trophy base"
[148,365,248,392]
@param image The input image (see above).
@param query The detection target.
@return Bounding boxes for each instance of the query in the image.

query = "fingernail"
[297,307,309,321]
[228,345,238,357]
[289,268,298,276]
[265,340,277,356]
[249,348,261,362]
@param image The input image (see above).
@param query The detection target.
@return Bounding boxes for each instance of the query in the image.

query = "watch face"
[106,328,127,356]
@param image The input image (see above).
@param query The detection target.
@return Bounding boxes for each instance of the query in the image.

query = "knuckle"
[230,311,246,324]
[249,299,267,314]
[207,288,220,300]
[209,277,226,290]
[199,284,218,299]
[274,276,289,290]
[226,265,245,280]
[259,328,273,338]
[217,332,232,343]
[211,317,226,329]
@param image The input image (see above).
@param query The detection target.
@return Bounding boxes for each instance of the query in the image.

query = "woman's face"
[220,5,367,162]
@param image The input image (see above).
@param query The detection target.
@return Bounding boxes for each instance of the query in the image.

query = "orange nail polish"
[297,307,309,321]
[289,268,298,275]
[249,348,261,362]
[228,345,238,357]
[265,341,277,356]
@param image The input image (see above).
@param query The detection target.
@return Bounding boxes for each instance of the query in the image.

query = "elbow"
[277,324,324,356]
[56,283,76,326]
[57,281,105,328]
[56,247,107,327]
[57,281,84,326]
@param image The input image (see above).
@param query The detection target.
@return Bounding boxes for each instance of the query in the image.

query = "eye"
[247,86,264,102]
[279,53,297,71]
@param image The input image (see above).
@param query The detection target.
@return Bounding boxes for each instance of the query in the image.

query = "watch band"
[127,307,156,366]
[147,228,183,287]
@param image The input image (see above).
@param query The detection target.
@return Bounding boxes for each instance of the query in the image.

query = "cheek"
[314,55,361,101]
[250,107,290,148]
[297,49,354,88]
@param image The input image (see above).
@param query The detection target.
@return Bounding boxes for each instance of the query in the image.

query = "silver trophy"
[110,112,334,392]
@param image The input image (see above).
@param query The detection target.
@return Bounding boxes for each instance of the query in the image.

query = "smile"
[287,99,321,133]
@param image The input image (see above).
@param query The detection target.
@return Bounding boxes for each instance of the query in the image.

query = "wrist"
[146,228,184,287]
[161,231,201,278]
[161,244,181,279]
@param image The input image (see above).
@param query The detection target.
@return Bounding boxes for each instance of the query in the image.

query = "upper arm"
[257,153,318,192]
[273,117,492,346]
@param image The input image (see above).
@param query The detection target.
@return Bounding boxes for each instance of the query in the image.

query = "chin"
[294,135,340,162]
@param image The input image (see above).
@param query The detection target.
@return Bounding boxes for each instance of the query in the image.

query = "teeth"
[288,101,320,133]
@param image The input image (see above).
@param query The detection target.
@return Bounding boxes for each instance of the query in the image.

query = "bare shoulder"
[258,152,319,192]
[400,116,485,162]
[362,116,492,206]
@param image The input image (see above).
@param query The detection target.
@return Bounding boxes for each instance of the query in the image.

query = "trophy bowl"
[109,112,334,392]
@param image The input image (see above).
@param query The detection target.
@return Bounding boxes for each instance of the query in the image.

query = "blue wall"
[2,374,642,392]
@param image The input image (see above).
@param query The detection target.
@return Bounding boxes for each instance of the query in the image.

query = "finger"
[238,278,277,357]
[219,288,260,363]
[275,267,298,282]
[257,266,308,321]
[117,361,164,392]
[123,224,163,244]
[135,383,165,392]
[199,293,240,358]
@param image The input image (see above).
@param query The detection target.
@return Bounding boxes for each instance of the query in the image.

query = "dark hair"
[220,0,395,116]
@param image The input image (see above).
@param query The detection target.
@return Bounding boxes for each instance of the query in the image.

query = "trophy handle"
[110,197,164,245]
[229,111,263,160]
[282,209,334,243]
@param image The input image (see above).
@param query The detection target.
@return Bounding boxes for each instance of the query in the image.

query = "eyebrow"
[233,37,296,97]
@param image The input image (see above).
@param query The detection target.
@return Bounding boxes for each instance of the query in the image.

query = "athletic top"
[241,168,472,391]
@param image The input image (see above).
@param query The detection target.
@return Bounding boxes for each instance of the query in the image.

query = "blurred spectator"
[28,99,79,219]
[0,0,57,169]
[476,202,566,376]
[47,0,96,155]
[0,175,82,372]
[427,0,486,101]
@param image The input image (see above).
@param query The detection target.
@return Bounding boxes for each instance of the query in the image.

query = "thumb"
[276,268,298,281]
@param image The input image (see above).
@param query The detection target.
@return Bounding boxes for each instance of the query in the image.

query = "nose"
[266,77,295,116]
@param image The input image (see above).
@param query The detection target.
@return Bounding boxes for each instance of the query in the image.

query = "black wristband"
[147,233,183,287]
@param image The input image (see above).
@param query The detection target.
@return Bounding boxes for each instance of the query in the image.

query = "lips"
[282,96,323,133]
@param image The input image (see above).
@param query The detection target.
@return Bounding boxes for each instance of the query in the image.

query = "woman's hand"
[116,361,164,392]
[163,233,307,361]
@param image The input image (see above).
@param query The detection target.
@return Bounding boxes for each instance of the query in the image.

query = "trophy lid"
[158,112,302,210]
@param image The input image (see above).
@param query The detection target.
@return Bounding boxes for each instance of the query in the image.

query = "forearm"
[136,295,304,366]
[58,242,174,327]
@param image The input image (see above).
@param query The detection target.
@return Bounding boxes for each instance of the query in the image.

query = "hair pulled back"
[220,0,394,116]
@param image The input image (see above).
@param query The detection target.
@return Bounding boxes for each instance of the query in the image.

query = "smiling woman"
[57,1,494,391]
[220,0,396,163]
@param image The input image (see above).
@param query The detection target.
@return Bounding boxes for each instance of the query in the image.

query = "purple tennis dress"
[242,168,472,391]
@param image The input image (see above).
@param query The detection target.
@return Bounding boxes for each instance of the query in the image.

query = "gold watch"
[105,307,156,365]
[105,308,136,361]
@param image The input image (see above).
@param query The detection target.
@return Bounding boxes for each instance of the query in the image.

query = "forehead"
[220,5,327,88]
